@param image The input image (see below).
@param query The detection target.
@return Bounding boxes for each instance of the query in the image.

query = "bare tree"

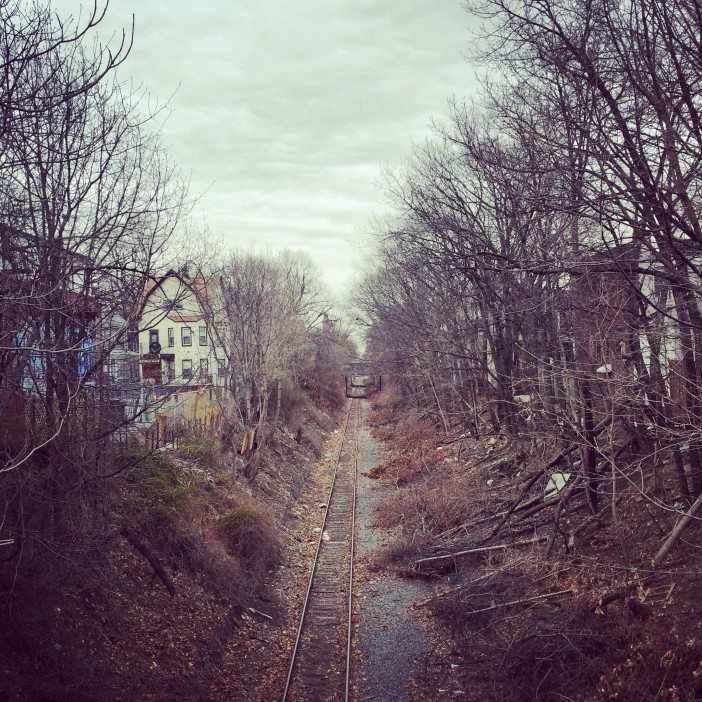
[198,250,331,470]
[0,0,187,600]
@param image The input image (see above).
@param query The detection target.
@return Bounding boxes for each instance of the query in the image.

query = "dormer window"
[162,299,183,312]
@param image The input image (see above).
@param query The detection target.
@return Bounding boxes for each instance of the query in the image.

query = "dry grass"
[368,419,438,484]
[376,468,485,536]
[177,435,221,467]
[369,533,431,573]
[370,413,490,552]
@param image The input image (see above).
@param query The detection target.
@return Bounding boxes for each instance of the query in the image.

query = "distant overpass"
[342,361,383,398]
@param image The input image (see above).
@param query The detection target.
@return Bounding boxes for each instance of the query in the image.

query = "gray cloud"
[54,0,479,294]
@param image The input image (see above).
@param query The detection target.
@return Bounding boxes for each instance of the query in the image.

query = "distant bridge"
[342,361,383,398]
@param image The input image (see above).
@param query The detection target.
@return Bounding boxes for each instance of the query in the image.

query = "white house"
[138,270,227,388]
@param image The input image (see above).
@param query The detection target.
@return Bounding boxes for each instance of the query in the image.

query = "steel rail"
[281,398,359,702]
[344,399,361,701]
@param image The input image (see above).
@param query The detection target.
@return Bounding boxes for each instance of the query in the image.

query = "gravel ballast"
[353,400,433,702]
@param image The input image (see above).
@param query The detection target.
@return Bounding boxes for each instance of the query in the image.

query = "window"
[108,358,137,383]
[167,328,175,347]
[104,323,116,344]
[25,351,46,385]
[126,358,139,381]
[562,337,576,364]
[217,358,227,377]
[182,359,192,379]
[198,326,207,346]
[127,328,138,352]
[162,298,183,312]
[181,326,192,346]
[149,329,159,345]
[166,359,175,382]
[199,358,209,378]
[77,337,94,378]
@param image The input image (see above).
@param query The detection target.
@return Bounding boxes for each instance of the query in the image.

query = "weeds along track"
[282,398,361,702]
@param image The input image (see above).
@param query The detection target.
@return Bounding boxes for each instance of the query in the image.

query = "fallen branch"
[503,502,589,545]
[433,483,562,546]
[416,535,547,568]
[544,443,579,470]
[442,432,473,446]
[248,607,273,620]
[653,492,702,567]
[568,513,605,546]
[462,588,573,616]
[479,434,610,540]
[430,494,546,547]
[510,494,561,525]
[598,590,626,612]
[432,512,496,544]
[488,469,545,539]
[120,527,176,597]
[414,590,455,608]
[544,473,584,559]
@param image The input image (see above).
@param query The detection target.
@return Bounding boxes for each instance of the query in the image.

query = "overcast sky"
[55,1,480,297]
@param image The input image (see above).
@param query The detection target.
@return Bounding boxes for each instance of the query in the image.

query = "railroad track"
[282,397,361,702]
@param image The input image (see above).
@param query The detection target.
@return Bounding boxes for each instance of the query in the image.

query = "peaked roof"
[138,268,217,319]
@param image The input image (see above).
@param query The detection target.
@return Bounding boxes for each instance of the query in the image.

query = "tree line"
[359,0,702,515]
[198,247,352,474]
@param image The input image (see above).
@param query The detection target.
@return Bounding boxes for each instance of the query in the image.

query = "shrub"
[278,379,309,424]
[217,501,281,573]
[315,372,345,409]
[135,458,194,519]
[178,435,220,467]
[120,443,169,475]
[146,518,244,600]
[368,419,437,484]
